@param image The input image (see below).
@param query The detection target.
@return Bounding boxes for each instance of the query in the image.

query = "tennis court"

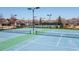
[0,28,79,51]
[0,28,48,50]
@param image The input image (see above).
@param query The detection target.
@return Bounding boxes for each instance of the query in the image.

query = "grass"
[0,34,34,51]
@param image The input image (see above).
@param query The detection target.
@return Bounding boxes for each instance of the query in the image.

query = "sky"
[0,7,79,20]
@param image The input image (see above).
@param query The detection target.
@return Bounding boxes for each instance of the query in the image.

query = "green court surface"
[0,34,34,51]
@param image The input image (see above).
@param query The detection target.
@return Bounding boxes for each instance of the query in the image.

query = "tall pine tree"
[58,16,63,28]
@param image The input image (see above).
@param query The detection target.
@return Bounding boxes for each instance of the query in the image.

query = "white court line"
[56,31,63,47]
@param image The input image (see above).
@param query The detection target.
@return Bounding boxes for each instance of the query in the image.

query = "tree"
[39,17,42,25]
[0,14,4,23]
[10,14,17,26]
[57,16,63,28]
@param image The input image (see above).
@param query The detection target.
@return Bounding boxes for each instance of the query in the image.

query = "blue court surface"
[0,28,79,51]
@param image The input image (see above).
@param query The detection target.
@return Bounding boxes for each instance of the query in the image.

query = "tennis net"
[35,31,79,38]
[0,29,31,34]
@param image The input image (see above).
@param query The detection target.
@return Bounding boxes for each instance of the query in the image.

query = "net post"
[35,31,37,35]
[30,30,31,34]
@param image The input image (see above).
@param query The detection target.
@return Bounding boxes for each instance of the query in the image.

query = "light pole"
[27,7,40,34]
[47,14,52,28]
